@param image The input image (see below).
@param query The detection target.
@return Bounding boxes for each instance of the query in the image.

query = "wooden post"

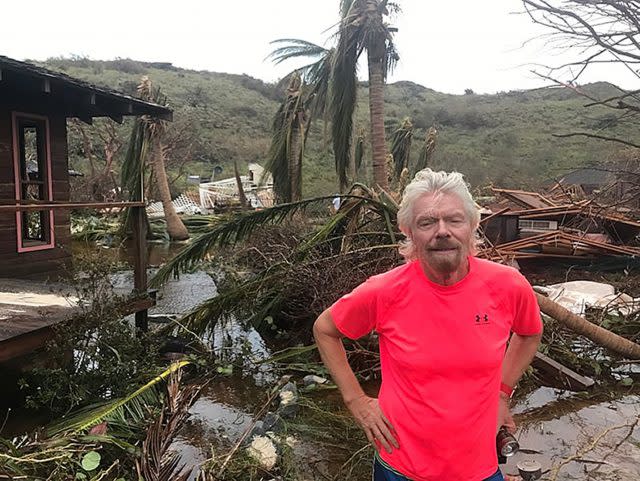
[132,205,148,333]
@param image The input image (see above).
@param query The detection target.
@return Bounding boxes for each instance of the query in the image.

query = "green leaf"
[216,365,233,375]
[75,473,88,480]
[81,451,101,471]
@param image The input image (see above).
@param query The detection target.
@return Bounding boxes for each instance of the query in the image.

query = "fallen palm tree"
[535,292,640,359]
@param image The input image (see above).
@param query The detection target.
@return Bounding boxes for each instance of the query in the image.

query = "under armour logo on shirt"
[475,314,489,324]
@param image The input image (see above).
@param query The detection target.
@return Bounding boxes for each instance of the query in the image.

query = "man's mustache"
[428,241,460,250]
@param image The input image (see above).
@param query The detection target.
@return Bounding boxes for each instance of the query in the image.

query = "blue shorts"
[373,457,504,481]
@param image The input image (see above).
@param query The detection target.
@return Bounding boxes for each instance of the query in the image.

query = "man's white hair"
[397,168,480,260]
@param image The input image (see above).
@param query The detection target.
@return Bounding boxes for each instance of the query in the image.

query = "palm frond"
[120,118,150,234]
[331,28,359,190]
[263,98,293,200]
[340,0,355,18]
[306,48,334,120]
[46,361,190,437]
[297,193,371,256]
[136,368,200,481]
[414,126,438,174]
[375,186,400,211]
[175,243,402,337]
[263,72,307,202]
[150,196,341,287]
[385,40,400,78]
[181,215,224,234]
[164,189,401,336]
[172,272,281,335]
[120,76,172,234]
[390,118,414,182]
[268,39,334,153]
[355,129,366,173]
[298,210,351,253]
[268,39,328,65]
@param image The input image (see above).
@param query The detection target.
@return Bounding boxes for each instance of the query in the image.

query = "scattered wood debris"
[478,184,640,262]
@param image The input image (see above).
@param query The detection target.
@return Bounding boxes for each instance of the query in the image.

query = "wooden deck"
[0,278,153,363]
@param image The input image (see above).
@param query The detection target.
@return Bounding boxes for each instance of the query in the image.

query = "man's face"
[409,192,474,275]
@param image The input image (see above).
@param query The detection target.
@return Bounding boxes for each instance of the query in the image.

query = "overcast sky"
[2,0,637,94]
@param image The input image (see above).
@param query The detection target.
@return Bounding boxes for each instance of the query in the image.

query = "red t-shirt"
[330,256,542,481]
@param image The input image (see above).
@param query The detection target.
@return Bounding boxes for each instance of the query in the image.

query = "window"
[12,113,55,252]
[519,219,558,232]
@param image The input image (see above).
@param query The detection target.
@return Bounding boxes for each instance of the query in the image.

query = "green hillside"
[40,57,638,197]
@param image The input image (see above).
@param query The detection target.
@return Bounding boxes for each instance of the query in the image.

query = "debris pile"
[478,177,640,263]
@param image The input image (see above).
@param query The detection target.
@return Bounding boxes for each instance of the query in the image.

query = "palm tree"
[269,39,333,126]
[267,40,334,199]
[332,0,399,191]
[389,117,413,184]
[414,126,438,175]
[264,72,307,203]
[137,77,189,241]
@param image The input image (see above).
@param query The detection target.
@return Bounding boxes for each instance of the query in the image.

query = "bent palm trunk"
[536,292,640,359]
[233,160,249,209]
[153,143,189,241]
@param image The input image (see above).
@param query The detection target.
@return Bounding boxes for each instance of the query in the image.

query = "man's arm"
[313,309,399,453]
[502,331,542,389]
[498,331,543,431]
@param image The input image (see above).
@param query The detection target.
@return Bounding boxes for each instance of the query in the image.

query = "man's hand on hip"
[346,395,399,453]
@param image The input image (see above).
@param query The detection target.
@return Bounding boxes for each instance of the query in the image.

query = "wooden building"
[0,55,170,277]
[0,55,171,361]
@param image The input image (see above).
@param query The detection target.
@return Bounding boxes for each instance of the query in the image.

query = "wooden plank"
[0,260,71,278]
[492,188,557,209]
[532,351,595,391]
[0,327,56,362]
[520,210,581,219]
[0,201,145,211]
[0,182,15,197]
[120,296,155,315]
[484,229,640,259]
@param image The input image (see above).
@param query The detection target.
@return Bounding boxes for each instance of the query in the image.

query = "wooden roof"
[492,188,557,209]
[0,55,172,123]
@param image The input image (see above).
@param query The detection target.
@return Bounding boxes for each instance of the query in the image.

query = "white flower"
[279,390,295,406]
[247,435,278,470]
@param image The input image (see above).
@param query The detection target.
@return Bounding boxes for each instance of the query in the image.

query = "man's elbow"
[313,309,341,341]
[312,316,322,342]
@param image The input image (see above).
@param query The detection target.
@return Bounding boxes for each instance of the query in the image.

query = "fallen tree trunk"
[535,292,640,360]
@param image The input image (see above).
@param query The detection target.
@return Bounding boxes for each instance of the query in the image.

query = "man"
[313,169,542,481]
